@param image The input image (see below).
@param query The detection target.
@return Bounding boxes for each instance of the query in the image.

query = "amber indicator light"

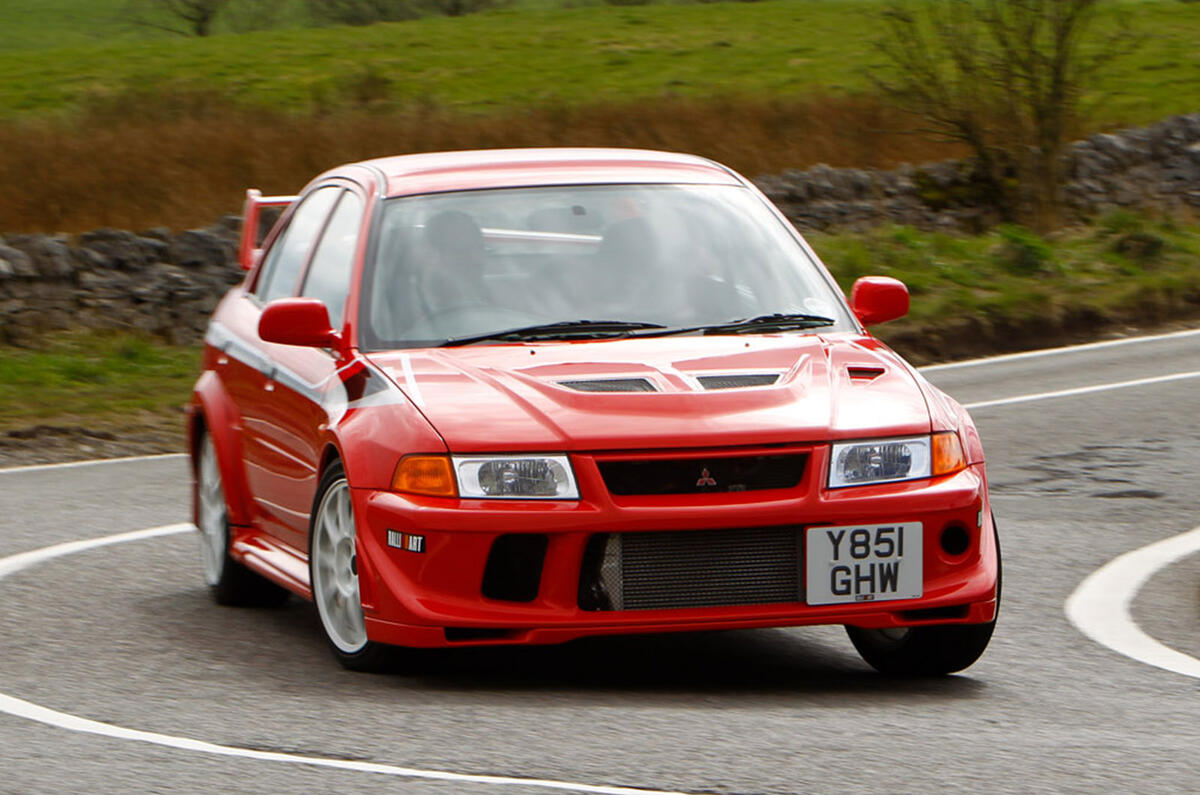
[393,455,457,497]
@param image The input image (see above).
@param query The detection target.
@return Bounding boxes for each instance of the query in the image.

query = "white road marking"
[0,526,699,793]
[919,326,1200,372]
[1065,525,1200,680]
[962,370,1200,410]
[0,453,186,475]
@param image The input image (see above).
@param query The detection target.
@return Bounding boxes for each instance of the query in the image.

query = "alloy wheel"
[311,478,367,654]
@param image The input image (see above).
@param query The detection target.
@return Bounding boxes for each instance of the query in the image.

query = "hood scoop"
[558,377,658,393]
[697,373,780,390]
[847,366,886,381]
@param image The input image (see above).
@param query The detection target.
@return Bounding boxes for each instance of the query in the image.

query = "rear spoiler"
[238,189,298,270]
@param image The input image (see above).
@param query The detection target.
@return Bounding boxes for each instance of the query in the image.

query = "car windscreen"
[359,183,852,350]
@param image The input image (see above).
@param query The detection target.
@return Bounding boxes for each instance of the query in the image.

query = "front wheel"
[846,620,996,676]
[309,461,394,672]
[846,521,1001,676]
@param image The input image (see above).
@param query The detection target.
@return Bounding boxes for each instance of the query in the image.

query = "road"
[0,329,1197,794]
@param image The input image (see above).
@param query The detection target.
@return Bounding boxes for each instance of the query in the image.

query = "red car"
[189,148,999,675]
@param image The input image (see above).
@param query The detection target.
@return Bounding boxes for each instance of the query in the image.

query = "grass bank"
[3,215,1196,456]
[816,213,1200,360]
[2,1,1197,121]
[0,332,200,434]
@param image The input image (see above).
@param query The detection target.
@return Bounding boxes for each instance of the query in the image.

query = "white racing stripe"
[919,326,1200,372]
[399,353,425,407]
[962,370,1200,410]
[1065,526,1200,680]
[0,526,699,793]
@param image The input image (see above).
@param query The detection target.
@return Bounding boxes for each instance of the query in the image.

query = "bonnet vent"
[697,374,779,390]
[846,366,886,381]
[559,378,657,393]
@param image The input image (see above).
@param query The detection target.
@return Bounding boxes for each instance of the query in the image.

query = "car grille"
[578,526,804,611]
[597,453,807,495]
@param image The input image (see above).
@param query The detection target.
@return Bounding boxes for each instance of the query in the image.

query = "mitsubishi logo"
[696,467,717,487]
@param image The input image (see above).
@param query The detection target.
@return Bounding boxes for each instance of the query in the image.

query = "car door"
[253,187,367,551]
[233,185,345,550]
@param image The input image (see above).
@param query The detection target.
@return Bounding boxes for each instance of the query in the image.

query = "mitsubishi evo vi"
[188,148,1000,675]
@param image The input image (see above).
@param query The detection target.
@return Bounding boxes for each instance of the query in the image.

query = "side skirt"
[231,525,312,599]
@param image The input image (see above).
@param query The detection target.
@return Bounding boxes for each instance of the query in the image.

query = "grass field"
[0,1,1197,122]
[0,0,313,51]
[0,331,200,436]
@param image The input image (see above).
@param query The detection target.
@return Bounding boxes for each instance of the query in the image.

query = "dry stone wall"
[757,112,1200,231]
[0,221,243,345]
[1,114,1198,345]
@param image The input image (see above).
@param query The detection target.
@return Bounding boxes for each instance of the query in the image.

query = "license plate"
[805,522,922,605]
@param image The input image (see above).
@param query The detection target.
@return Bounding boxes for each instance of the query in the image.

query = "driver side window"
[254,187,340,304]
[301,191,363,329]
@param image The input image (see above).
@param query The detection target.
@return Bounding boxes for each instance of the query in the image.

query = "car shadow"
[387,630,989,700]
[147,587,989,704]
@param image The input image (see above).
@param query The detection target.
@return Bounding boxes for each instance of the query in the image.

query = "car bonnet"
[364,334,932,453]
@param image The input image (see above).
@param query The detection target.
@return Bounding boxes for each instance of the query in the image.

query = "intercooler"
[578,526,805,611]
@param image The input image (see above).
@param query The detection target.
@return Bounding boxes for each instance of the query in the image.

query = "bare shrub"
[873,0,1139,231]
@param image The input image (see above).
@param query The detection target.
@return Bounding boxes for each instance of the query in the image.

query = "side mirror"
[850,276,909,326]
[259,298,341,348]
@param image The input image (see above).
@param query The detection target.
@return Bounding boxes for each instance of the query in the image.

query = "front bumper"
[352,449,998,648]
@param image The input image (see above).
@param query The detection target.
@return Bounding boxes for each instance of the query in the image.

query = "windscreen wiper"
[701,313,837,334]
[440,319,668,347]
[627,313,837,339]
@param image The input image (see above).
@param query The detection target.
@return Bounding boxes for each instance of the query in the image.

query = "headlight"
[828,432,965,488]
[453,454,579,499]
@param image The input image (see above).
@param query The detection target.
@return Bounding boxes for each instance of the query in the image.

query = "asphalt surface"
[1,329,1198,794]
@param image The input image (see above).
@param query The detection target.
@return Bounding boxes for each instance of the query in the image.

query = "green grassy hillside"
[0,0,1196,122]
[0,0,312,51]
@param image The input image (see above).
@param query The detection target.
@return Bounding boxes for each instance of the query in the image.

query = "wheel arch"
[317,441,344,481]
[190,370,253,527]
[312,438,383,612]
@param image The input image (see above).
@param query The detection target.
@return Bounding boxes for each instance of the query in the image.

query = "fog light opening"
[940,524,970,557]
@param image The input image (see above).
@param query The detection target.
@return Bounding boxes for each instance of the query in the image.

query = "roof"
[344,148,745,198]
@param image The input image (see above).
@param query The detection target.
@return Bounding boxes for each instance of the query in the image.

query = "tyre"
[846,521,1001,676]
[309,461,394,672]
[196,430,289,607]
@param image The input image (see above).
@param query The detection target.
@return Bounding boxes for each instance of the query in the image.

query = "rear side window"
[255,187,340,303]
[301,191,364,328]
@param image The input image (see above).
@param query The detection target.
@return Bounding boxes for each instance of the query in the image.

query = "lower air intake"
[482,534,548,602]
[579,526,803,611]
